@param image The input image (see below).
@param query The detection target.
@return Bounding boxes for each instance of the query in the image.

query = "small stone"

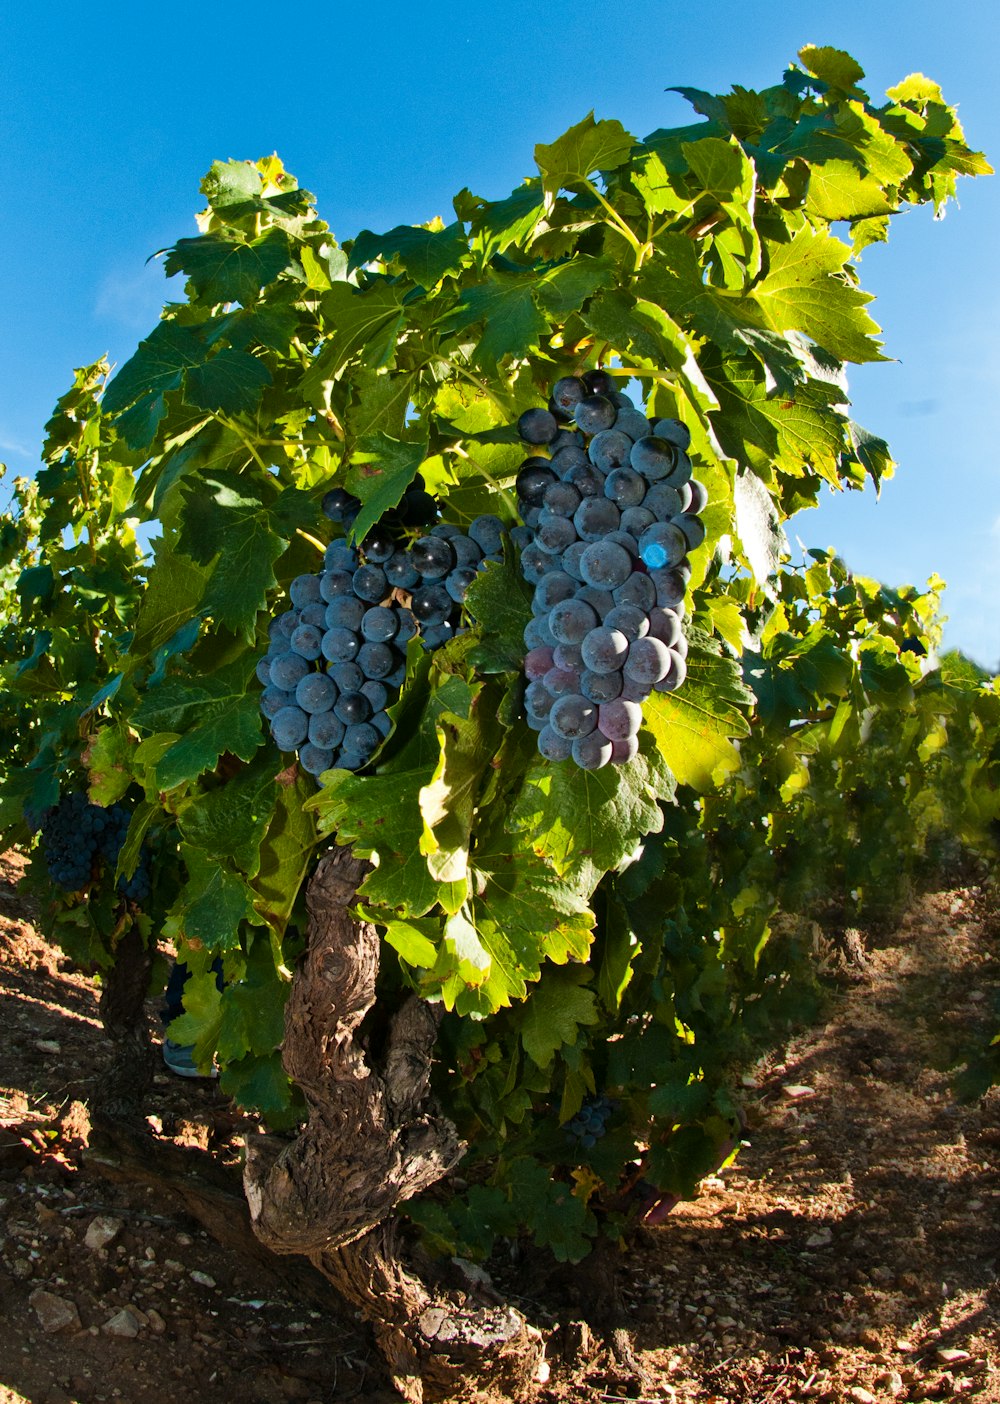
[190,1270,216,1288]
[146,1309,167,1335]
[896,1339,917,1352]
[29,1289,82,1333]
[84,1216,123,1251]
[806,1228,833,1248]
[102,1307,141,1338]
[35,1039,61,1054]
[937,1349,971,1364]
[849,1389,875,1404]
[781,1083,816,1100]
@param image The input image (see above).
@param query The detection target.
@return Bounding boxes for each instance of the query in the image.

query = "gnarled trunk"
[94,921,154,1122]
[243,846,545,1402]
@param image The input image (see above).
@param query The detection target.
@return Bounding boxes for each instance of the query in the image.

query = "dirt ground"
[1,846,998,1404]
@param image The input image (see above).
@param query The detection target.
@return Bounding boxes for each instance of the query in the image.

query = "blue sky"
[2,2,997,664]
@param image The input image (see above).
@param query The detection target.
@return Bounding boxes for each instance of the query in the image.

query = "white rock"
[84,1215,123,1251]
[190,1270,216,1288]
[806,1227,833,1248]
[781,1083,816,1100]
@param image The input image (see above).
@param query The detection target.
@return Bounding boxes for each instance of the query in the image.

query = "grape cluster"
[258,486,509,776]
[39,793,151,901]
[515,371,705,770]
[566,1095,614,1149]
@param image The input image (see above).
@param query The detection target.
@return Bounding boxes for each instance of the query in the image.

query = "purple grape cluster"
[566,1095,614,1149]
[516,370,706,770]
[258,492,509,776]
[39,793,151,901]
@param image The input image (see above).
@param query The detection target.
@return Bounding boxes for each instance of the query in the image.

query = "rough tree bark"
[243,846,546,1402]
[93,921,155,1122]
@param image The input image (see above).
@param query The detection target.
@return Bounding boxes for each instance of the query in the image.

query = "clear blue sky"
[2,2,997,664]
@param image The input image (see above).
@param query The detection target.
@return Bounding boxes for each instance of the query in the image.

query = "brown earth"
[1,846,998,1404]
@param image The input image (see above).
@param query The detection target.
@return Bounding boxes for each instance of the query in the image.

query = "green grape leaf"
[419,683,505,886]
[178,474,313,637]
[184,348,272,416]
[442,275,549,373]
[85,725,135,807]
[165,844,258,951]
[219,1051,301,1124]
[464,553,532,674]
[165,969,222,1071]
[252,769,318,950]
[753,225,886,364]
[733,469,788,583]
[643,637,752,790]
[516,966,600,1068]
[348,222,468,286]
[501,1157,596,1262]
[216,936,289,1062]
[344,432,428,543]
[797,45,866,93]
[535,113,636,195]
[510,733,673,884]
[102,322,206,447]
[132,657,263,790]
[178,751,278,877]
[130,545,210,657]
[318,281,406,378]
[163,227,294,305]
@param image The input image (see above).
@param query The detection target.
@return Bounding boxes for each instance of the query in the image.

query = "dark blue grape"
[361,607,399,643]
[673,512,706,550]
[542,481,582,518]
[295,672,338,714]
[357,642,395,680]
[538,725,573,761]
[322,488,361,522]
[445,566,478,603]
[582,369,615,396]
[272,706,310,750]
[290,624,323,660]
[468,515,505,555]
[299,744,334,776]
[620,506,655,538]
[308,711,346,749]
[549,694,597,739]
[270,651,311,690]
[321,627,361,664]
[289,574,322,608]
[411,584,452,626]
[451,534,484,567]
[580,668,623,703]
[612,572,656,612]
[579,541,632,589]
[518,408,560,445]
[386,550,420,589]
[580,627,629,675]
[624,636,671,685]
[534,571,577,612]
[524,614,556,650]
[571,731,612,770]
[604,604,648,641]
[551,376,588,416]
[320,569,355,602]
[261,685,294,719]
[361,529,397,563]
[638,522,688,571]
[255,657,271,686]
[361,680,389,712]
[629,436,677,483]
[549,597,598,645]
[330,661,365,693]
[574,394,617,434]
[334,692,373,725]
[411,537,455,580]
[536,514,578,557]
[343,722,380,757]
[573,497,621,543]
[652,417,691,450]
[516,460,558,506]
[604,467,646,507]
[353,564,389,603]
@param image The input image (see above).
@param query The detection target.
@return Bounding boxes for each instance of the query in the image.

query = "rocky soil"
[1,847,998,1403]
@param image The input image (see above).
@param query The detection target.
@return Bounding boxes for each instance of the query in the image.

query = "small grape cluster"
[258,483,510,776]
[566,1095,614,1149]
[39,793,151,901]
[515,370,706,770]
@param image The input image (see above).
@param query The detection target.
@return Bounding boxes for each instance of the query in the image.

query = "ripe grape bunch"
[516,370,707,770]
[566,1094,614,1149]
[39,792,152,901]
[258,475,510,777]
